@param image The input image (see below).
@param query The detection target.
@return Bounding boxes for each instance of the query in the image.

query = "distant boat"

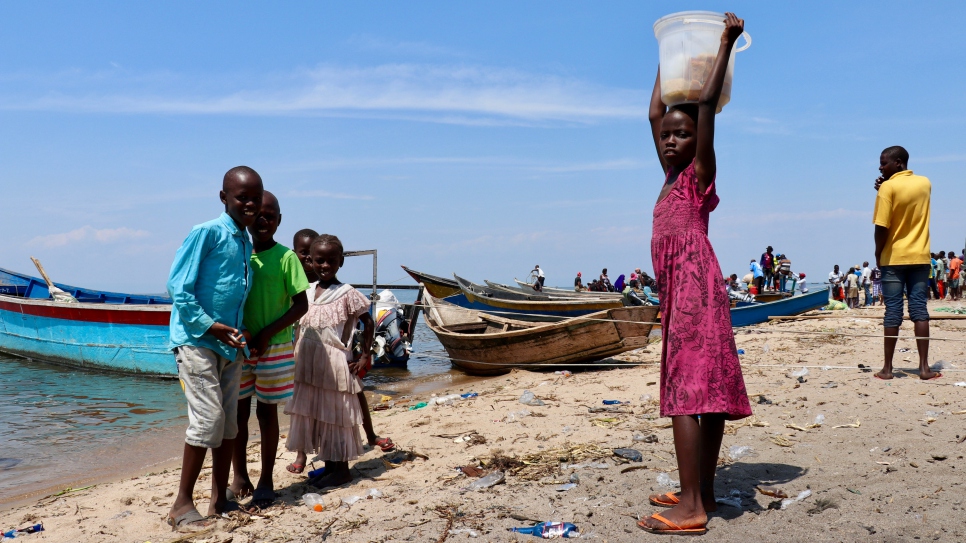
[0,267,171,304]
[453,275,624,320]
[400,266,461,299]
[513,278,623,298]
[730,287,829,327]
[483,280,620,300]
[422,292,659,375]
[0,293,174,376]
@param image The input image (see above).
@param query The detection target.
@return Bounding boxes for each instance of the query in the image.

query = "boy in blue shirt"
[166,166,263,530]
[229,191,309,509]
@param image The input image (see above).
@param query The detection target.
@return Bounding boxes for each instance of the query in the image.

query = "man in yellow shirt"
[872,146,937,380]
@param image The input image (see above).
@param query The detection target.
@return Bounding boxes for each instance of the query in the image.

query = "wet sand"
[4,303,966,541]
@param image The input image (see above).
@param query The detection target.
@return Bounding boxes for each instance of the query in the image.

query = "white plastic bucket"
[653,11,751,113]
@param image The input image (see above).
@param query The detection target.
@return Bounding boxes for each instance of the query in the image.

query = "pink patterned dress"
[285,283,371,460]
[651,160,752,420]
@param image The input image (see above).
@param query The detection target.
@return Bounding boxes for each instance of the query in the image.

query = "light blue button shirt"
[167,213,253,360]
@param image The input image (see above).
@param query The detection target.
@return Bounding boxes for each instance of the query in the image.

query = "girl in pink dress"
[639,13,752,536]
[285,234,374,489]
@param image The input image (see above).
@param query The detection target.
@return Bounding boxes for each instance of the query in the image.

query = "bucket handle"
[681,19,752,53]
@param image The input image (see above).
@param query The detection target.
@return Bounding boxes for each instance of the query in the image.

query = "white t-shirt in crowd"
[861,266,872,286]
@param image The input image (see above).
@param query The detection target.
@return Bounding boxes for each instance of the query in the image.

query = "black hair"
[293,228,319,245]
[881,146,909,165]
[222,165,261,189]
[311,234,344,256]
[668,104,699,126]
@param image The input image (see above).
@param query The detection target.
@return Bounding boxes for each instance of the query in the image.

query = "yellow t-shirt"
[872,170,931,266]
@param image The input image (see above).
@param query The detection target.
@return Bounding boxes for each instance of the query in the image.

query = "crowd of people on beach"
[571,267,660,305]
[164,166,389,530]
[745,246,803,295]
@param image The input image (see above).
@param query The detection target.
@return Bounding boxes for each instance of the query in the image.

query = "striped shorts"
[239,341,295,404]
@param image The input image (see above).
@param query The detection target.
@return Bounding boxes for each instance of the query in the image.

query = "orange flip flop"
[648,492,680,507]
[922,372,942,381]
[638,513,707,535]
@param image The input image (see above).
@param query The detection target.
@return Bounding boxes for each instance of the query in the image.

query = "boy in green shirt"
[230,191,309,508]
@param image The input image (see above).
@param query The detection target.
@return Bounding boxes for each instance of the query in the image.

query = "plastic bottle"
[461,392,479,399]
[467,471,505,491]
[303,493,326,512]
[509,522,580,538]
[519,390,545,406]
[307,466,325,478]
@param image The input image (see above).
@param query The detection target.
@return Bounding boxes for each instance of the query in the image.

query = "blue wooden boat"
[0,293,175,376]
[0,267,171,304]
[730,287,829,327]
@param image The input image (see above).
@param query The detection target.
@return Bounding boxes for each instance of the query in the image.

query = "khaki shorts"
[175,346,243,449]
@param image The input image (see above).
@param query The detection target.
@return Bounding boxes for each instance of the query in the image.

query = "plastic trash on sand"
[461,392,479,399]
[954,382,966,387]
[789,367,810,378]
[507,410,531,422]
[449,528,480,538]
[509,522,579,538]
[519,390,546,406]
[2,524,44,538]
[736,349,745,355]
[303,493,327,511]
[813,414,825,426]
[613,448,643,462]
[554,370,573,377]
[409,402,428,410]
[555,483,577,491]
[728,445,758,461]
[715,489,745,508]
[780,489,812,510]
[467,471,505,491]
[657,473,680,488]
[429,394,462,406]
[932,360,955,371]
[344,489,383,505]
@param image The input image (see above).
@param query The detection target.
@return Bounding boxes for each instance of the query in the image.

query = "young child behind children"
[229,191,309,509]
[166,166,263,530]
[285,234,375,488]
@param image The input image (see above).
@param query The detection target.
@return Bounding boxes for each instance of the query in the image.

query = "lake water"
[0,287,456,504]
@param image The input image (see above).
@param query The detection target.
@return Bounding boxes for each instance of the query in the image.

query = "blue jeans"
[881,265,930,328]
[863,284,872,305]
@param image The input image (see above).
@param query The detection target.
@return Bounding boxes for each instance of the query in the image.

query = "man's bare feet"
[919,369,941,380]
[874,370,893,380]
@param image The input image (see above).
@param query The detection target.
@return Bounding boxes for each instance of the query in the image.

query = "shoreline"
[4,305,966,541]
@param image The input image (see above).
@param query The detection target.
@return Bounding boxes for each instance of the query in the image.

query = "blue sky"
[2,1,965,292]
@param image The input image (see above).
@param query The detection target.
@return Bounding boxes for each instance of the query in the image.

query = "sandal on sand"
[375,437,395,452]
[648,492,681,507]
[922,372,942,381]
[637,513,707,535]
[166,508,211,532]
[251,488,277,510]
[286,462,306,474]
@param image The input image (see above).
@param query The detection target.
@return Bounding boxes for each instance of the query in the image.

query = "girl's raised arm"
[694,12,744,193]
[648,68,668,174]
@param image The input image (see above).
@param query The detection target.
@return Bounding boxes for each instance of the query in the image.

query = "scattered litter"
[780,489,812,509]
[602,400,626,405]
[344,489,384,505]
[507,410,531,423]
[737,349,745,355]
[2,525,43,539]
[459,466,485,477]
[509,521,580,538]
[449,528,480,538]
[639,394,652,402]
[429,394,463,406]
[932,360,954,371]
[612,448,642,462]
[554,370,573,377]
[811,414,826,427]
[408,402,428,411]
[789,367,809,378]
[857,364,871,373]
[109,510,132,520]
[569,473,580,483]
[467,471,505,491]
[461,392,479,399]
[755,485,788,499]
[555,483,577,492]
[519,390,546,406]
[715,489,744,508]
[898,348,910,353]
[756,395,773,405]
[561,426,572,434]
[633,434,658,443]
[847,488,861,495]
[656,473,680,488]
[832,420,861,429]
[302,493,327,512]
[954,382,966,387]
[821,382,838,389]
[728,445,758,461]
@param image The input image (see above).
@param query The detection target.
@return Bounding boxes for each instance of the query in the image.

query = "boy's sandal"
[166,508,211,532]
[286,462,306,474]
[375,437,395,452]
[648,492,681,507]
[637,513,707,535]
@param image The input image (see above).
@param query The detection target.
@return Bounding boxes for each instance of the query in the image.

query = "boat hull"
[401,266,461,299]
[730,287,829,327]
[423,294,658,375]
[0,267,171,304]
[0,294,175,376]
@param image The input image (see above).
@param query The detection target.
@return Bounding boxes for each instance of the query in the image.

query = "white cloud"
[27,226,150,248]
[288,190,375,200]
[3,63,647,125]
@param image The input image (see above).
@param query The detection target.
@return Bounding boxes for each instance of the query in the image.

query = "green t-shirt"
[243,243,310,345]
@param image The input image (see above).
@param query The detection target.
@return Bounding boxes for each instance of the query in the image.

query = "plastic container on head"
[653,11,751,113]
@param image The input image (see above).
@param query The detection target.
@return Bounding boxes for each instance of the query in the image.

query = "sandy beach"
[4,303,966,542]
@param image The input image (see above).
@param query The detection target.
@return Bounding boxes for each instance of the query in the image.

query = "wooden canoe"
[454,275,624,320]
[401,266,461,299]
[422,292,659,375]
[483,280,620,300]
[513,278,623,298]
[730,287,830,327]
